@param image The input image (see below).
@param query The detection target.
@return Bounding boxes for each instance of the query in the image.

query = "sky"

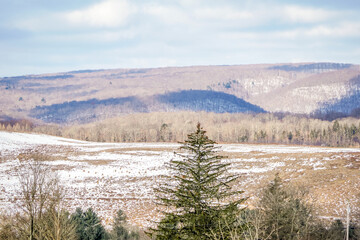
[0,0,360,77]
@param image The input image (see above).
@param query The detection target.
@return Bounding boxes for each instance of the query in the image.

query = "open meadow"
[1,131,360,229]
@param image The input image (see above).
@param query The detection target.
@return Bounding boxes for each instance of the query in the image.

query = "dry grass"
[2,142,360,229]
[105,147,174,153]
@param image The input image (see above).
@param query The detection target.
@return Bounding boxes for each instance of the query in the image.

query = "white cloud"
[36,30,136,43]
[217,20,360,46]
[14,1,345,33]
[143,4,190,24]
[282,5,336,23]
[194,7,254,21]
[64,0,136,28]
[272,21,360,39]
[191,3,340,29]
[306,22,360,37]
[193,3,340,26]
[14,0,137,31]
[15,15,60,32]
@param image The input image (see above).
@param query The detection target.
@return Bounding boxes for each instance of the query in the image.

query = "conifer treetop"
[151,123,246,239]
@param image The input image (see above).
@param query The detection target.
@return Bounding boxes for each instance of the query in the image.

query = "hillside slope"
[1,63,359,123]
[29,90,265,124]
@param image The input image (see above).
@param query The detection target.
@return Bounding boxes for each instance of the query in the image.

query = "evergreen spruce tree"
[71,208,108,240]
[151,123,245,239]
[110,210,129,240]
[110,210,139,240]
[258,174,314,240]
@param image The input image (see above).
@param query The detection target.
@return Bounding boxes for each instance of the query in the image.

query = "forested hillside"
[1,63,360,124]
[29,90,265,124]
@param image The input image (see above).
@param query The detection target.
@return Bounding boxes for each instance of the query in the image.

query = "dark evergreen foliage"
[257,174,314,240]
[150,123,246,239]
[269,63,352,72]
[309,219,359,240]
[109,210,139,240]
[71,208,108,240]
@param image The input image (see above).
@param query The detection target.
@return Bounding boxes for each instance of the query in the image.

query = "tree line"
[2,112,360,147]
[1,124,360,239]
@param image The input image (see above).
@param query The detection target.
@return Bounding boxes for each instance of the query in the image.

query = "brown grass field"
[1,131,360,228]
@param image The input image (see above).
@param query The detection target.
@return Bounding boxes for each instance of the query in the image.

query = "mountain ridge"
[1,62,359,124]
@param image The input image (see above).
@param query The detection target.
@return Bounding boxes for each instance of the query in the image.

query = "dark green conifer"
[71,208,107,240]
[151,123,245,239]
[259,174,313,240]
[110,210,139,240]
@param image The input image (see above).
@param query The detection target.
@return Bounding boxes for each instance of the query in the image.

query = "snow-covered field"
[1,131,360,228]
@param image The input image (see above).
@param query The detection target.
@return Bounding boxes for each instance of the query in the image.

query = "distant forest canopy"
[268,62,352,72]
[2,111,360,147]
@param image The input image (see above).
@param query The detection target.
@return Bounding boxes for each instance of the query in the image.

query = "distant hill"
[1,62,359,124]
[30,90,265,124]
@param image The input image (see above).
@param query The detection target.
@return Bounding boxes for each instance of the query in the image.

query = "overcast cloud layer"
[0,0,360,76]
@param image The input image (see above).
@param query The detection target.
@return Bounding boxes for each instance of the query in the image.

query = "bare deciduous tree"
[16,153,76,240]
